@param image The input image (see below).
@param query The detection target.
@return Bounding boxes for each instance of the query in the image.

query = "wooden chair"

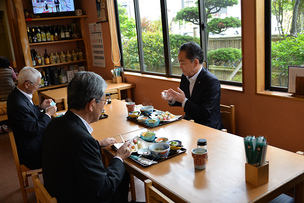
[9,131,42,203]
[63,98,68,110]
[32,172,57,203]
[220,104,235,134]
[144,179,174,203]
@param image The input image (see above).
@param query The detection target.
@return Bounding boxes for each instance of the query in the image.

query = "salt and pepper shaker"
[197,138,208,158]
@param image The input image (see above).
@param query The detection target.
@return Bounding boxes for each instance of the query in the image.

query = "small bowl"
[149,143,170,159]
[155,137,169,143]
[146,118,160,127]
[168,140,183,151]
[137,115,148,123]
[140,131,156,142]
[129,111,140,118]
[140,106,154,116]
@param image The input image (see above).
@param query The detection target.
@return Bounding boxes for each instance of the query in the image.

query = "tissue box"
[245,161,269,186]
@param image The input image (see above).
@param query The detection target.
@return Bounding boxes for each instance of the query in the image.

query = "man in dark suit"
[162,42,223,130]
[7,66,57,170]
[43,71,132,203]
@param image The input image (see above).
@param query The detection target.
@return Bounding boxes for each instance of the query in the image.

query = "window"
[265,0,304,91]
[115,0,243,85]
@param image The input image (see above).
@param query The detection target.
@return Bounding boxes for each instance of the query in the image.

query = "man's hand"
[99,138,117,147]
[116,142,132,160]
[167,87,186,103]
[161,90,173,102]
[45,106,57,116]
[40,99,53,110]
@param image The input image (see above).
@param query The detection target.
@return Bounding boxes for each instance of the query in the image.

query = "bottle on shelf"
[44,49,50,65]
[60,25,66,40]
[50,25,55,41]
[59,68,68,84]
[59,51,66,63]
[78,49,83,60]
[54,25,59,41]
[40,71,45,87]
[50,53,56,64]
[41,55,45,65]
[66,50,72,62]
[65,25,70,39]
[36,52,42,65]
[42,70,49,86]
[32,27,37,43]
[31,52,36,66]
[41,26,46,42]
[46,26,51,42]
[57,25,61,40]
[55,52,60,63]
[27,27,33,43]
[36,26,41,43]
[71,50,77,61]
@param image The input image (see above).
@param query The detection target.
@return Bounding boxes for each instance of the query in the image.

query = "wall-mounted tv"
[31,0,76,17]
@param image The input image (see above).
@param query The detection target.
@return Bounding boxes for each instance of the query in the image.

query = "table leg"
[294,181,304,203]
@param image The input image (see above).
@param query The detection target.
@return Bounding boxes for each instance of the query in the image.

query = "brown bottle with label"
[60,51,66,63]
[66,50,72,62]
[44,49,50,65]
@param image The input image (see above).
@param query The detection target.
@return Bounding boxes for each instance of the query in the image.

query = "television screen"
[31,0,75,16]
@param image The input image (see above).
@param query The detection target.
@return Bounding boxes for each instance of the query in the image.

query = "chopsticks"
[119,134,125,143]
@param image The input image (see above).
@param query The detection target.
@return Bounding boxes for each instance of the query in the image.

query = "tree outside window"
[116,0,243,84]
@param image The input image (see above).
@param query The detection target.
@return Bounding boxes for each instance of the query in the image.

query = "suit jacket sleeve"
[73,134,125,201]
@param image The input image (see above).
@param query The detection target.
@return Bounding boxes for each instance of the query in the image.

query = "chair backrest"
[32,173,57,203]
[9,131,42,203]
[220,104,235,134]
[144,179,174,203]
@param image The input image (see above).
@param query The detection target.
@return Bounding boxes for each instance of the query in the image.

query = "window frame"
[114,0,243,86]
[264,0,288,92]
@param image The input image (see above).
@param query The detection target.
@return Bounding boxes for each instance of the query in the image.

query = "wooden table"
[0,101,8,121]
[92,100,304,203]
[40,80,135,110]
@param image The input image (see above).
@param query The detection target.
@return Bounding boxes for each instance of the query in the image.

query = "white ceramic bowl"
[149,143,170,159]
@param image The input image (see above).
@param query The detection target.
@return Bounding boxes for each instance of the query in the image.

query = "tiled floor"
[0,132,145,203]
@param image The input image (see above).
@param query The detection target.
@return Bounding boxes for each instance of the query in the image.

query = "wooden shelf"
[29,38,83,46]
[38,83,67,91]
[34,59,86,69]
[26,15,88,22]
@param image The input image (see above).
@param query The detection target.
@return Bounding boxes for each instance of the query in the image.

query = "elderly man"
[43,71,132,203]
[162,42,223,130]
[7,66,57,169]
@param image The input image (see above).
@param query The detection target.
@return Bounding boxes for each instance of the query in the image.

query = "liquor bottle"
[36,52,42,65]
[40,71,45,87]
[46,26,51,41]
[31,52,36,66]
[32,27,37,43]
[65,25,70,39]
[59,51,66,63]
[78,49,83,60]
[36,26,41,42]
[60,25,66,40]
[41,55,45,65]
[50,25,55,41]
[59,68,68,84]
[54,25,59,41]
[66,50,72,62]
[41,26,46,42]
[44,49,50,65]
[42,70,49,86]
[50,53,56,64]
[71,50,77,61]
[55,52,60,63]
[57,25,61,40]
[27,27,33,43]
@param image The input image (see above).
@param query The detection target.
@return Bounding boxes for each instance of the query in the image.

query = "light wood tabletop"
[93,100,304,203]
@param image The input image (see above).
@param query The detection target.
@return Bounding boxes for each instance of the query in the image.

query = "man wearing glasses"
[7,66,57,169]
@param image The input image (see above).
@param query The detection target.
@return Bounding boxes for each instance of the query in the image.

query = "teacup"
[191,148,208,170]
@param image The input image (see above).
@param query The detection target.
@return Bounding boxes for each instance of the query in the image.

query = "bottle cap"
[197,138,207,146]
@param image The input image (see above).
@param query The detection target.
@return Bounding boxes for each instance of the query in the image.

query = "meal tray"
[126,116,182,128]
[111,145,186,167]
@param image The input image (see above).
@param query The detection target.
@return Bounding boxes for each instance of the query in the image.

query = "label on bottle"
[45,58,50,65]
[37,33,41,42]
[41,33,46,42]
[61,32,65,39]
[47,33,51,41]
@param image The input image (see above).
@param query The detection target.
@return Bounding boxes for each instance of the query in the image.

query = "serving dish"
[140,130,156,142]
[149,143,170,159]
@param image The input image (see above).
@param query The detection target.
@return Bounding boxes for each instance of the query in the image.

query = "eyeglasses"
[26,80,42,88]
[100,99,108,105]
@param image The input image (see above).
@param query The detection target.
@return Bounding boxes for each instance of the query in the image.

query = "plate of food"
[140,130,156,142]
[156,111,182,122]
